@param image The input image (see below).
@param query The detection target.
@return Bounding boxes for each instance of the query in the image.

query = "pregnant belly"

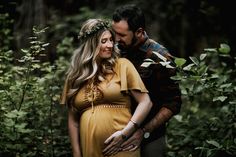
[79,105,131,148]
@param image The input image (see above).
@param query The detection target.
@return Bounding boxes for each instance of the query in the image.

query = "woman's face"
[98,30,114,59]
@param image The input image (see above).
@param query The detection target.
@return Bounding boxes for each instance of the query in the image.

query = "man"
[108,4,182,157]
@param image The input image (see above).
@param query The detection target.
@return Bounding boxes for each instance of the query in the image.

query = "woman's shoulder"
[116,58,132,65]
[115,58,136,73]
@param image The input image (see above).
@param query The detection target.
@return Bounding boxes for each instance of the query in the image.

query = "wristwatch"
[142,127,150,139]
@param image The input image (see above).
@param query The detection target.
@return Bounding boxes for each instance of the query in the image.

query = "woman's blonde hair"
[65,19,120,105]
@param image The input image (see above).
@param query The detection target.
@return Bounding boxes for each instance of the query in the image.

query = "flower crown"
[78,20,111,40]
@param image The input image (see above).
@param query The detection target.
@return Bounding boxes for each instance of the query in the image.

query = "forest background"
[0,0,235,157]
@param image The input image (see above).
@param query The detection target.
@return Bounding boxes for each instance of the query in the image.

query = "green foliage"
[0,26,71,157]
[167,44,236,157]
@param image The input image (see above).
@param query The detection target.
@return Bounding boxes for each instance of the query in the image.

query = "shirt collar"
[138,32,151,53]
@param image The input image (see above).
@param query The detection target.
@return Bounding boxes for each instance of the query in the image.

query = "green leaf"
[4,119,15,127]
[189,57,199,65]
[170,76,182,81]
[5,110,18,118]
[189,76,201,80]
[42,43,50,47]
[174,57,186,67]
[220,83,232,88]
[200,53,207,60]
[207,149,213,157]
[229,101,236,105]
[181,88,188,95]
[16,110,27,117]
[159,61,174,68]
[195,147,205,150]
[213,96,227,102]
[174,115,183,122]
[206,140,222,148]
[32,64,41,69]
[218,43,230,54]
[21,49,29,53]
[204,48,217,52]
[183,63,195,71]
[210,74,219,79]
[190,105,199,113]
[15,123,27,130]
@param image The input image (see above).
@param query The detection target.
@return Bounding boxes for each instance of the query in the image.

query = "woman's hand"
[121,128,143,151]
[102,130,125,156]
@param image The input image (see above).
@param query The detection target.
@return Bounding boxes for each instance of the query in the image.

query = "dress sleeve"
[118,58,148,93]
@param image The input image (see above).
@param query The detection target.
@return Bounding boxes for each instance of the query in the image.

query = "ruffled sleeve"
[117,58,148,93]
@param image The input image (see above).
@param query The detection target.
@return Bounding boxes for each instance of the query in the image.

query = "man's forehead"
[112,20,129,31]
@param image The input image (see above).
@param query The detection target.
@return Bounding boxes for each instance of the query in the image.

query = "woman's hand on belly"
[102,130,125,156]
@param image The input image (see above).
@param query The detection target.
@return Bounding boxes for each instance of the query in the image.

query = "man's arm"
[142,107,173,133]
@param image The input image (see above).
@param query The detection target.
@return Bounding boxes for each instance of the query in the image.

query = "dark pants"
[141,136,166,157]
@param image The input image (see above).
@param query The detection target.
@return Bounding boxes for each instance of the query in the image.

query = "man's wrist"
[141,127,150,139]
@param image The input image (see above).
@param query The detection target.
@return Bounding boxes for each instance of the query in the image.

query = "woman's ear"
[135,28,144,38]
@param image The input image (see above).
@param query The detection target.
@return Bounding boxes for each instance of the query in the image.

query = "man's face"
[112,20,137,50]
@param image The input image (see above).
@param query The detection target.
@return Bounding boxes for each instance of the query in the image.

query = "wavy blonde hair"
[66,19,120,105]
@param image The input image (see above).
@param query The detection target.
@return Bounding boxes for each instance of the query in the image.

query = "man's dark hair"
[112,4,145,32]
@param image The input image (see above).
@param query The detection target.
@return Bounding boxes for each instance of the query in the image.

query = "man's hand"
[121,128,144,151]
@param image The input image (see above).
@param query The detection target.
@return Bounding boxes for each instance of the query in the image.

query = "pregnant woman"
[61,18,152,157]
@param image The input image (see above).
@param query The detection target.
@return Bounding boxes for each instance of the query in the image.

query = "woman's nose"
[107,41,113,47]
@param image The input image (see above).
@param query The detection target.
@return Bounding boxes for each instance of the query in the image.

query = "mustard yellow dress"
[65,58,148,157]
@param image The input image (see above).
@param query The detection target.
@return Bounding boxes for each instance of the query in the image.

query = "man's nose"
[115,35,120,42]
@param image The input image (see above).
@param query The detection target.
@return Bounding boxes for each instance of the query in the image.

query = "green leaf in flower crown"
[218,43,230,54]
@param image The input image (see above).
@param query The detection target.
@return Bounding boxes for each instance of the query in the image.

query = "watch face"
[144,132,150,139]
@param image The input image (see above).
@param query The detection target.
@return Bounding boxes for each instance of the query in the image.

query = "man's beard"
[118,36,138,53]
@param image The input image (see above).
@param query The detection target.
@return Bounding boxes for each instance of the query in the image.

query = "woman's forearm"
[68,109,82,157]
[122,92,152,137]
